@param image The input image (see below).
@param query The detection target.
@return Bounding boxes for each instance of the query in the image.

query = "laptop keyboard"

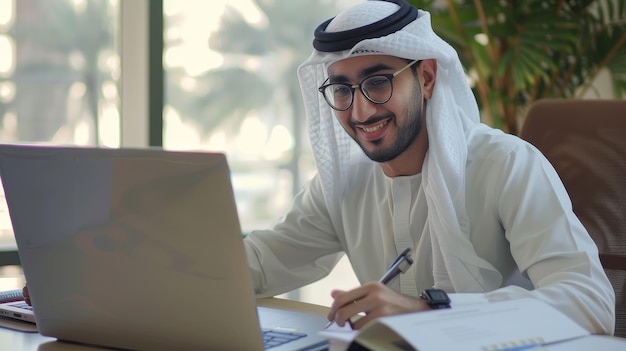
[262,328,307,349]
[9,301,33,311]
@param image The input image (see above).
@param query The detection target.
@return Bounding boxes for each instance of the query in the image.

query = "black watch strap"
[420,288,451,309]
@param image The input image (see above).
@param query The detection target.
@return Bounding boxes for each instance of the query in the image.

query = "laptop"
[0,144,329,351]
[0,288,36,323]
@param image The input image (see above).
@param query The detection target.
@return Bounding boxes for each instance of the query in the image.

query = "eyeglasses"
[318,60,420,111]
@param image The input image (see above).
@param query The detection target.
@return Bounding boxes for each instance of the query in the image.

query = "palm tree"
[42,0,115,145]
[11,0,115,144]
[10,0,73,142]
[409,0,626,134]
[168,0,344,196]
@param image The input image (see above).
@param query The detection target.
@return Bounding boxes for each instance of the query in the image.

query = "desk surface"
[0,297,330,351]
[3,299,626,351]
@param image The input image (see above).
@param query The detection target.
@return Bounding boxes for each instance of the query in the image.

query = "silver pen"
[323,248,414,329]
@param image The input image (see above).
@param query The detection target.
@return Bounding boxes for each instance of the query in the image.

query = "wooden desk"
[0,298,330,350]
[4,299,625,351]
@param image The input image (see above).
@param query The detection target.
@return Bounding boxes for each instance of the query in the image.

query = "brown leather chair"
[520,99,626,337]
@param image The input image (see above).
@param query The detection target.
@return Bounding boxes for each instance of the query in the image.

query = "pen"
[323,248,414,329]
[378,248,414,285]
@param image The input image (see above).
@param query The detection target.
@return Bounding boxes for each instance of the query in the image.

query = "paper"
[320,298,590,351]
[319,323,358,351]
[542,334,626,351]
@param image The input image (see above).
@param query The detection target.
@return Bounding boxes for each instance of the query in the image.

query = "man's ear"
[419,59,437,99]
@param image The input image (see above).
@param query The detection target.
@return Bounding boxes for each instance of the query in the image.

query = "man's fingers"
[22,285,31,305]
[328,288,367,326]
[328,283,395,327]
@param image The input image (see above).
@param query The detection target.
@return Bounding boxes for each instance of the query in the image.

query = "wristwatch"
[420,288,451,309]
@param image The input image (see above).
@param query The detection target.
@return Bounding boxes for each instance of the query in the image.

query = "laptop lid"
[0,145,328,351]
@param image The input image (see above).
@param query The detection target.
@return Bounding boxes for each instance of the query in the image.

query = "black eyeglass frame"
[318,59,421,111]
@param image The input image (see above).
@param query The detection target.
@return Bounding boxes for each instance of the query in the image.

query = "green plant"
[408,0,626,134]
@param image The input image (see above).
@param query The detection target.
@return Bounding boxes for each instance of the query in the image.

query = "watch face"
[422,289,451,309]
[429,290,448,301]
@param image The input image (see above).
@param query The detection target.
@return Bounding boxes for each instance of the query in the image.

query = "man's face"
[326,55,424,163]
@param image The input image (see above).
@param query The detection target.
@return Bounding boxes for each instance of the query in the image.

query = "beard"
[353,80,423,163]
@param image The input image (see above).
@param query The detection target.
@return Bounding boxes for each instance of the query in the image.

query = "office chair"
[520,99,626,337]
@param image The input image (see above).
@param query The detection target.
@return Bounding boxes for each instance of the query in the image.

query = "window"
[163,0,360,304]
[0,0,120,289]
[0,0,360,303]
[0,0,120,241]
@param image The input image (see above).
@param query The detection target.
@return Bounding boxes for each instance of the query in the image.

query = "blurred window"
[0,0,120,250]
[163,0,359,231]
[0,0,360,302]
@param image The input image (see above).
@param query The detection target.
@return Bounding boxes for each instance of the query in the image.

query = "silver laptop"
[0,144,329,351]
[0,300,36,324]
[0,288,36,323]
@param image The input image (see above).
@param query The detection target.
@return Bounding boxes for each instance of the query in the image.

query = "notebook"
[0,144,329,351]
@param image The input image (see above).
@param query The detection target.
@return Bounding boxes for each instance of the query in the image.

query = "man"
[19,0,615,335]
[243,0,615,334]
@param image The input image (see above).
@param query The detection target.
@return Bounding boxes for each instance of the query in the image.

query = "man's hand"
[22,285,31,306]
[327,282,431,330]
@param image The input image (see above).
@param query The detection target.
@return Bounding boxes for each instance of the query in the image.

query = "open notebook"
[0,144,329,351]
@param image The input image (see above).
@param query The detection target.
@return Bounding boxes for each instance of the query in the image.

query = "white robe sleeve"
[480,140,615,335]
[244,175,344,297]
